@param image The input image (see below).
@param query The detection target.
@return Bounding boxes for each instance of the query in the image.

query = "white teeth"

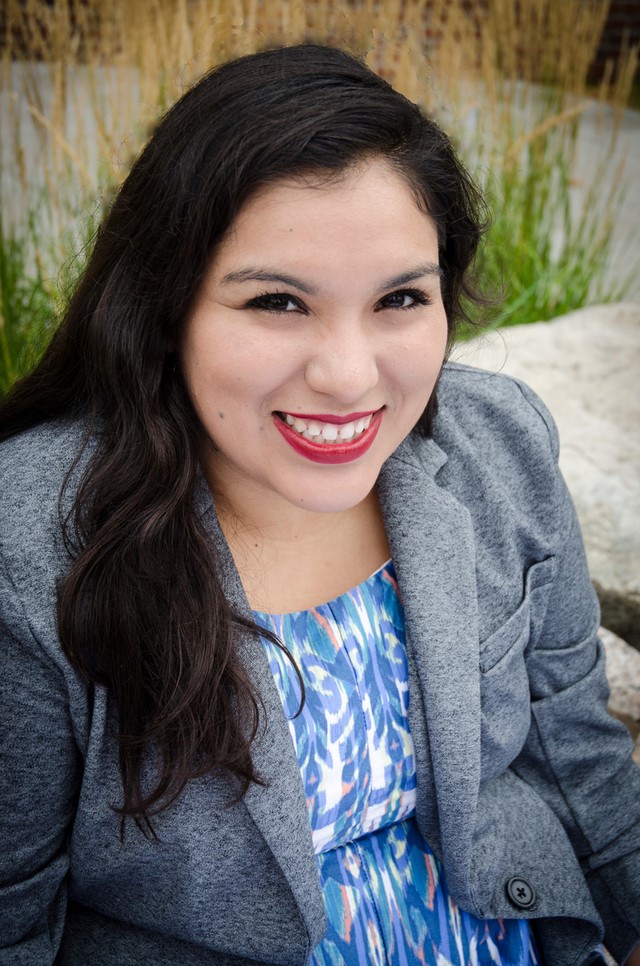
[339,422,355,440]
[281,412,377,443]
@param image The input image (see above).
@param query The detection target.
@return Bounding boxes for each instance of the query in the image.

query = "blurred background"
[0,0,638,394]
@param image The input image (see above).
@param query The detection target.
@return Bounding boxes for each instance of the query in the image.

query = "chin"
[283,473,381,515]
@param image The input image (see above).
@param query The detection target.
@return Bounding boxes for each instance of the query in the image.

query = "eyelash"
[245,287,433,314]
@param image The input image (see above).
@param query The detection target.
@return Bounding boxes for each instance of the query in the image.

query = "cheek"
[390,329,447,387]
[183,338,297,422]
[405,347,444,380]
[189,366,255,419]
[383,329,447,422]
[183,329,254,397]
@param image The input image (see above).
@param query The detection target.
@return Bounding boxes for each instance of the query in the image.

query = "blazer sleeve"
[0,550,80,963]
[510,381,640,963]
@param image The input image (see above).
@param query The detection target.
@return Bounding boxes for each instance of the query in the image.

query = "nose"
[303,323,380,404]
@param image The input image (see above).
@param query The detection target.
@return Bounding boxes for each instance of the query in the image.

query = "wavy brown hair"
[0,43,488,834]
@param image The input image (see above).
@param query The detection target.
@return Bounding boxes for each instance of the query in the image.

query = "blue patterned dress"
[253,560,543,965]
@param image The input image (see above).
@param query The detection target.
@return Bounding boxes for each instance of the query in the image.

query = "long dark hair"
[0,43,487,833]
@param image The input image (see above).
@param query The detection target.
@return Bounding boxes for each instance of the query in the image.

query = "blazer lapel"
[196,479,325,951]
[377,440,482,902]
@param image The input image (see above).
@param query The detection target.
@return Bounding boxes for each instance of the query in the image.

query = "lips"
[273,409,383,464]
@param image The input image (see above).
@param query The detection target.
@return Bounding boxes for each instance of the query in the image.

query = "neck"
[212,483,390,614]
[215,483,381,553]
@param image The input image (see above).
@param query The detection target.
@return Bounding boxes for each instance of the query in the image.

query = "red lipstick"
[273,410,383,464]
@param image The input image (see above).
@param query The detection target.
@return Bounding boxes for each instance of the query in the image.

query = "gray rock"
[452,303,640,647]
[601,626,640,766]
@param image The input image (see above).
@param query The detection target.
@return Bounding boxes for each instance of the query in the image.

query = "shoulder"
[0,419,94,649]
[406,363,572,560]
[434,361,559,462]
[0,419,94,534]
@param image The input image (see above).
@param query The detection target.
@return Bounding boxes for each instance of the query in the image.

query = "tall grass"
[0,202,97,395]
[1,0,638,390]
[0,213,51,395]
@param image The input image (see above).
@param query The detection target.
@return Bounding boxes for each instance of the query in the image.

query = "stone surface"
[601,626,640,766]
[452,303,640,648]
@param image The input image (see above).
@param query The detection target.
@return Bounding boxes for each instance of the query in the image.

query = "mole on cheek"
[218,411,225,419]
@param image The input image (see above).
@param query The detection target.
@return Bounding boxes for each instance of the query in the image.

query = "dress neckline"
[253,558,394,619]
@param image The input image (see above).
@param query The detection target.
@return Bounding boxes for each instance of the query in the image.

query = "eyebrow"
[219,263,443,296]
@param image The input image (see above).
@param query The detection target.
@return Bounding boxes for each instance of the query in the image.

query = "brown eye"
[246,293,305,313]
[377,288,432,311]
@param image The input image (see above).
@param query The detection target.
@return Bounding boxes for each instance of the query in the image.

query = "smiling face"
[180,159,448,524]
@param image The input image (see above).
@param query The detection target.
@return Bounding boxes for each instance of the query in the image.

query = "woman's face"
[180,158,448,520]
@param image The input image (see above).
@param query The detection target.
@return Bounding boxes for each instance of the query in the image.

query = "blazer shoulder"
[0,418,94,601]
[435,362,560,463]
[420,364,572,557]
[0,418,92,525]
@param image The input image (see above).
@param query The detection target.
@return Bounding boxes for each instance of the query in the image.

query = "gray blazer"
[1,363,639,966]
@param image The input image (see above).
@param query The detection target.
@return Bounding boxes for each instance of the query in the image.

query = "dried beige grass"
[1,0,637,267]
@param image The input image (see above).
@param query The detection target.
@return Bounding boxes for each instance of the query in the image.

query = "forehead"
[214,159,439,272]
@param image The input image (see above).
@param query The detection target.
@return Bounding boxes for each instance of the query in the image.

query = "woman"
[1,43,639,966]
